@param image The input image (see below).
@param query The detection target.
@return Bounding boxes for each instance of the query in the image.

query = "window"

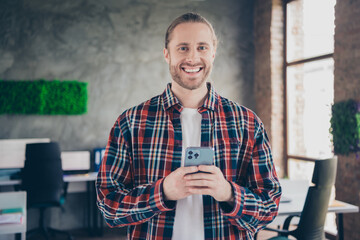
[285,0,336,178]
[284,0,337,235]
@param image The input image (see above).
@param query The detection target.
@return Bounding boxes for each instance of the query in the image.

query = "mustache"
[180,63,204,67]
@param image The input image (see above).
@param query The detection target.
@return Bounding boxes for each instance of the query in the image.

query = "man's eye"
[199,46,207,50]
[179,47,187,51]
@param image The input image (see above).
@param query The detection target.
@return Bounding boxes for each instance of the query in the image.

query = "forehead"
[169,22,214,46]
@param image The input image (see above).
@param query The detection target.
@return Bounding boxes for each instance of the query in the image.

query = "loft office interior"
[0,0,359,240]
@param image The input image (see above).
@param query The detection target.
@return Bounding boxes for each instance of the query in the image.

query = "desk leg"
[87,181,99,236]
[337,213,344,240]
[87,181,92,235]
[93,184,104,236]
[92,181,97,235]
[87,180,103,237]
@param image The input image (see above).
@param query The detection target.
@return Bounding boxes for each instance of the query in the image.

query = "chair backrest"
[22,142,64,207]
[295,157,337,240]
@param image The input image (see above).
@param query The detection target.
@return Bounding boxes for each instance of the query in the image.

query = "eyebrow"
[175,42,211,47]
[198,42,210,46]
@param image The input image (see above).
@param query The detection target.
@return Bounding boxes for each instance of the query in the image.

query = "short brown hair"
[165,12,218,49]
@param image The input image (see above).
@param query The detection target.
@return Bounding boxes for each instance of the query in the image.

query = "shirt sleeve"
[96,115,175,228]
[219,121,282,234]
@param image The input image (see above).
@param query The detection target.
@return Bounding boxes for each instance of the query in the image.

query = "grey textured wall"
[0,0,254,231]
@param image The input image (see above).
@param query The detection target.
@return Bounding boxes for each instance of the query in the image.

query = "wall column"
[334,0,360,239]
[254,0,285,177]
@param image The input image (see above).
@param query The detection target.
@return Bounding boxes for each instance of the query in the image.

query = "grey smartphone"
[184,147,214,167]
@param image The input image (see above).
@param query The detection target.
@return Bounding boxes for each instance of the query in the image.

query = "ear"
[163,48,170,64]
[211,46,217,62]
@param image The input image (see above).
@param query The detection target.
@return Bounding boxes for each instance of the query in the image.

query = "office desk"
[277,179,359,240]
[0,172,101,236]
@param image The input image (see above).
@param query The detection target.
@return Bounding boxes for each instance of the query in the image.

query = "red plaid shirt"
[96,83,281,239]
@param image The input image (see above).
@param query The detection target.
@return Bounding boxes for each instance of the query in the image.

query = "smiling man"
[165,20,215,91]
[96,13,282,240]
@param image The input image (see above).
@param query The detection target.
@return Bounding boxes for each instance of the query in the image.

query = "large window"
[285,0,337,235]
[285,0,336,179]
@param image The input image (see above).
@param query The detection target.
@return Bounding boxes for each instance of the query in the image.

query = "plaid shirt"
[96,83,281,240]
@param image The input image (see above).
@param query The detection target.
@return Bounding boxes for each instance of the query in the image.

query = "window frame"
[283,0,335,170]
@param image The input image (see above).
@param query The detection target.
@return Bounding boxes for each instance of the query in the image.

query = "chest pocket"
[213,138,242,182]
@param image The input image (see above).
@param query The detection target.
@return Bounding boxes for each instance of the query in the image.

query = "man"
[96,12,281,239]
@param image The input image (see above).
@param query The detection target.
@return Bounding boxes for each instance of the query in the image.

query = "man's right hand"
[163,166,199,201]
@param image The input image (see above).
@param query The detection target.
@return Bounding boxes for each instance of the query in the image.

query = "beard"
[169,60,212,91]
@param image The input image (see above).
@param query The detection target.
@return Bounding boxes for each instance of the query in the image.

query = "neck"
[171,81,209,109]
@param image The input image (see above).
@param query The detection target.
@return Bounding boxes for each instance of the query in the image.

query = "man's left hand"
[184,165,234,203]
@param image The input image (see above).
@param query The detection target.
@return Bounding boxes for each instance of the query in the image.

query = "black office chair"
[263,157,338,240]
[22,142,73,240]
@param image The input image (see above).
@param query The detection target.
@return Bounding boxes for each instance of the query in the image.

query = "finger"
[179,166,199,175]
[197,165,218,173]
[184,172,214,180]
[185,179,212,187]
[183,191,193,198]
[187,187,212,196]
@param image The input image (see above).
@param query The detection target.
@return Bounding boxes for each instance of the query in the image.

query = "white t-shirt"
[172,108,204,240]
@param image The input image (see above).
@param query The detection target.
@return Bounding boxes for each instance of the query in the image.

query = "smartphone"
[184,147,214,167]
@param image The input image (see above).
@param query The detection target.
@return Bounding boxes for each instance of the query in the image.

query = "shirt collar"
[162,82,219,112]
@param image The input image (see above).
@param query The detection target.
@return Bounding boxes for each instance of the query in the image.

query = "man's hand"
[184,165,234,203]
[163,166,199,201]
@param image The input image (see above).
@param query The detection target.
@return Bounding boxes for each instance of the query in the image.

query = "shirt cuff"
[149,178,176,213]
[220,181,245,218]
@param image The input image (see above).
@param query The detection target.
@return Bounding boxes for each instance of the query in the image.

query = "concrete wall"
[0,0,255,232]
[0,0,254,151]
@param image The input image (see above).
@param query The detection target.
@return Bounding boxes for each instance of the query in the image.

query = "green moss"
[0,80,88,115]
[330,99,360,155]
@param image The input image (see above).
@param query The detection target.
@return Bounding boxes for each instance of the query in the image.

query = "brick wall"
[334,0,360,239]
[254,0,285,176]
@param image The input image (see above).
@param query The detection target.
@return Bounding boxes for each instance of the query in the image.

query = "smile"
[182,67,203,73]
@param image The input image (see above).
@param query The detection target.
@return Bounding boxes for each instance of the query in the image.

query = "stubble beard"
[169,60,212,91]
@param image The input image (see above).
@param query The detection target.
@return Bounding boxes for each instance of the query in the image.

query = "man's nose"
[186,48,200,62]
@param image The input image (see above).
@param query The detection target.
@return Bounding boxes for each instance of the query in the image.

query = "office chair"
[22,142,73,240]
[263,157,337,240]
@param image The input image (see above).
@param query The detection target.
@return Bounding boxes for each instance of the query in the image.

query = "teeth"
[184,68,201,73]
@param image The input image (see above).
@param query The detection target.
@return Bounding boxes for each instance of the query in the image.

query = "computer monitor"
[61,151,90,174]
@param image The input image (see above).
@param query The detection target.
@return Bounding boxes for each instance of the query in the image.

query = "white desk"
[63,172,98,182]
[276,179,359,240]
[0,172,97,186]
